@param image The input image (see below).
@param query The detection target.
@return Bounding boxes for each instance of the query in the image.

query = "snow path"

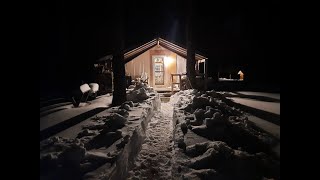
[127,102,174,180]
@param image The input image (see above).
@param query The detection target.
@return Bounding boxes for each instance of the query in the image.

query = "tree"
[186,0,196,88]
[111,0,127,106]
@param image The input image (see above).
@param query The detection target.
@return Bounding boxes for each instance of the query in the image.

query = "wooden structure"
[122,37,208,91]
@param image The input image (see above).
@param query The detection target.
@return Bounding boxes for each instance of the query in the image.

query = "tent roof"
[124,37,208,63]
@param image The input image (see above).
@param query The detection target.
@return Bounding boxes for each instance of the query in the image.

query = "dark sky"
[41,0,281,96]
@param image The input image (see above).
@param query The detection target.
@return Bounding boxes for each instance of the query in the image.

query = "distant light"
[238,70,244,80]
[164,56,174,67]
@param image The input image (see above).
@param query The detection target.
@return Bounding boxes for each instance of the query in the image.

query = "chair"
[79,83,91,103]
[89,83,99,99]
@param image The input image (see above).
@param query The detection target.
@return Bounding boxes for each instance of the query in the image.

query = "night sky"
[41,0,281,97]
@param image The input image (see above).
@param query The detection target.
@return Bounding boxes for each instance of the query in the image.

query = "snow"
[229,97,280,115]
[219,78,241,81]
[126,82,154,102]
[247,115,280,140]
[41,86,280,180]
[80,84,91,93]
[236,91,280,100]
[127,102,174,180]
[40,83,162,180]
[89,83,99,93]
[184,141,279,179]
[171,89,280,180]
[40,94,112,132]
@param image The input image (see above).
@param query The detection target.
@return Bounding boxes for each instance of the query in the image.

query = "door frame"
[152,55,166,87]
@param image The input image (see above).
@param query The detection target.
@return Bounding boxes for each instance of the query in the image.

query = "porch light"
[238,70,244,80]
[164,56,174,67]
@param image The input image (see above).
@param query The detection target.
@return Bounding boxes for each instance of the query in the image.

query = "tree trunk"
[186,0,196,88]
[112,51,127,106]
[111,0,127,106]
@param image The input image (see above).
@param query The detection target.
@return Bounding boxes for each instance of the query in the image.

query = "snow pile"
[89,83,99,93]
[77,112,129,150]
[40,137,86,166]
[183,141,280,179]
[40,111,129,175]
[171,89,280,180]
[40,136,121,179]
[170,89,196,105]
[40,137,86,177]
[80,84,91,93]
[174,89,276,149]
[204,112,225,128]
[127,82,155,102]
[41,90,162,180]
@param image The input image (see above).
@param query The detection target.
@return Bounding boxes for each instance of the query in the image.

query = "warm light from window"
[164,56,174,67]
[238,70,244,80]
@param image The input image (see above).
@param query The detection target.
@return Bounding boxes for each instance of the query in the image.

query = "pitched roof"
[124,37,207,63]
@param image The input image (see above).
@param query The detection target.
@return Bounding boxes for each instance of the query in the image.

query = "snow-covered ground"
[171,89,280,179]
[229,97,280,115]
[40,83,161,180]
[236,91,280,100]
[41,86,280,180]
[248,115,280,140]
[127,102,174,180]
[40,94,112,132]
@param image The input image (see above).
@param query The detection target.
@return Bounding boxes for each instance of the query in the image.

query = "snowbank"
[40,83,161,180]
[126,82,156,103]
[171,89,280,180]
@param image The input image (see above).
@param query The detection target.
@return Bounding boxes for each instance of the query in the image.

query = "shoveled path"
[127,102,174,180]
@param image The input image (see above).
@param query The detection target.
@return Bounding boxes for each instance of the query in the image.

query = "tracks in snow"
[127,103,174,180]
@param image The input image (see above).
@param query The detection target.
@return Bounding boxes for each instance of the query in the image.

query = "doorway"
[153,56,165,86]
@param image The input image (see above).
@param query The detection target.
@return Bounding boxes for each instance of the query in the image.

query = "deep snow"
[40,83,161,180]
[41,86,280,180]
[171,89,280,180]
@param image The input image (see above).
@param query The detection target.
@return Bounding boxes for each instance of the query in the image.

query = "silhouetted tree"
[186,0,196,88]
[111,0,127,106]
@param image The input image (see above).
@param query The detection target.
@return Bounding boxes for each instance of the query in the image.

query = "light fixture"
[164,56,174,67]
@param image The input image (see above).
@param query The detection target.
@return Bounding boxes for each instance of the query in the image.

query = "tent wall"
[125,45,178,88]
[125,49,150,81]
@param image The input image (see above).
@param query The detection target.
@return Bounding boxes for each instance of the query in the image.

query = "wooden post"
[171,74,173,93]
[204,59,208,90]
[179,74,181,90]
